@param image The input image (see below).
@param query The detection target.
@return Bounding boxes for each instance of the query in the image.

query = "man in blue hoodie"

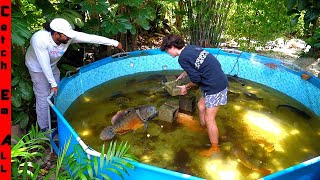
[160,34,228,156]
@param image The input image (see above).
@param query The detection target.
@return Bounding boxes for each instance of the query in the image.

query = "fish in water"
[176,113,205,133]
[100,105,158,140]
[276,104,311,119]
[232,143,272,176]
[244,92,263,101]
[174,149,192,174]
[264,63,278,69]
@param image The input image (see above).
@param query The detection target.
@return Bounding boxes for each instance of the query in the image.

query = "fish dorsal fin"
[111,108,136,125]
[111,111,125,125]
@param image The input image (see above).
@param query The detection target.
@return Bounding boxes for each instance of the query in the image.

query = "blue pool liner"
[50,48,320,180]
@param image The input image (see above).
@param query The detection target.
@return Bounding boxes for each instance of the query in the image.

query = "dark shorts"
[202,88,228,108]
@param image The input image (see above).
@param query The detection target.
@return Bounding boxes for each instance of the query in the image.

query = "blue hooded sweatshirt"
[178,45,228,95]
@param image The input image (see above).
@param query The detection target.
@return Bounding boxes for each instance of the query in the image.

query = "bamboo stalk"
[184,0,232,47]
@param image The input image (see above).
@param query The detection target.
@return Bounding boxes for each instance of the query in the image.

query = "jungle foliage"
[286,0,320,48]
[11,125,137,179]
[226,0,300,50]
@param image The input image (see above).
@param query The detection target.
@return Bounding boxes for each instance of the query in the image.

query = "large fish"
[232,143,272,176]
[100,105,158,140]
[176,113,205,132]
[276,104,311,119]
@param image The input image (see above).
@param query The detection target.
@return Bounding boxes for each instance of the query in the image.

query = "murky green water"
[65,71,320,180]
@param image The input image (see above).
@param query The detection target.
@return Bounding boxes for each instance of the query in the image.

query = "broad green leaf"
[22,161,29,180]
[12,31,27,46]
[11,17,32,46]
[93,156,98,175]
[129,26,137,34]
[135,18,150,30]
[12,162,19,179]
[119,21,132,30]
[87,163,94,178]
[31,163,41,180]
[12,112,29,128]
[12,89,22,108]
[314,42,320,48]
[100,174,112,180]
[111,162,129,175]
[297,0,307,11]
[114,158,135,170]
[100,145,105,169]
[105,167,124,180]
[117,18,128,23]
[19,115,29,129]
[12,76,21,86]
[78,173,87,180]
[18,80,33,101]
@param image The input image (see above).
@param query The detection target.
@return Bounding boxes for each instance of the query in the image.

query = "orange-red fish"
[176,113,204,132]
[100,105,158,140]
[233,144,272,176]
[264,63,278,69]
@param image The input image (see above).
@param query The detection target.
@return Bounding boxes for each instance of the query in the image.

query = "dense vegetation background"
[12,0,320,131]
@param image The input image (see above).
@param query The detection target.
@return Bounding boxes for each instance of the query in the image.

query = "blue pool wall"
[53,48,320,179]
[56,48,320,116]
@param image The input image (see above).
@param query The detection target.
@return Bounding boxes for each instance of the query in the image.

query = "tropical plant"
[11,0,37,129]
[79,0,157,51]
[12,45,35,129]
[306,28,320,48]
[65,141,138,179]
[226,0,297,51]
[287,0,320,48]
[12,124,137,179]
[11,125,51,179]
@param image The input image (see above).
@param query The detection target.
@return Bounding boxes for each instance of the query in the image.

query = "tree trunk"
[175,0,184,32]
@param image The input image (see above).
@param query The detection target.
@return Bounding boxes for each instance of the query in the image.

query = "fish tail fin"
[100,126,115,140]
[256,168,272,176]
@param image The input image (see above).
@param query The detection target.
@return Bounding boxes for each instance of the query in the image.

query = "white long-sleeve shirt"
[25,30,119,87]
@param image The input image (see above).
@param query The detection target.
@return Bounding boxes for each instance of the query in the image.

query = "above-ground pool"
[49,48,320,180]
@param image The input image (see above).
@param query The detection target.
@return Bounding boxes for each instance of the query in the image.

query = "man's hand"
[50,86,58,95]
[117,42,125,52]
[176,71,187,81]
[177,85,188,95]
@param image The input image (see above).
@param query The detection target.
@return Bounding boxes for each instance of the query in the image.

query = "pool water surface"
[64,70,320,180]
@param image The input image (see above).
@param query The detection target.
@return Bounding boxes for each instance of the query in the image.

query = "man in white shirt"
[25,18,123,131]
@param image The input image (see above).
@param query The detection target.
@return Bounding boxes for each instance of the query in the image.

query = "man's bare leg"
[197,97,206,127]
[199,106,220,156]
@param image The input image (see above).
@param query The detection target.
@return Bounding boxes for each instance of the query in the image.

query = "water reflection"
[244,110,283,136]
